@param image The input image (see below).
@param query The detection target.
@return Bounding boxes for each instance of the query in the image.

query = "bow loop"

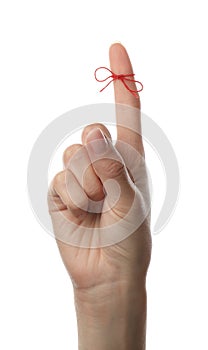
[94,66,143,98]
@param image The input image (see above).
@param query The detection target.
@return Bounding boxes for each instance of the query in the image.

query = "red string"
[94,67,143,99]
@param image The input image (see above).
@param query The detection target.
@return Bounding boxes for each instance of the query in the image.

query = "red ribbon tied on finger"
[94,66,143,99]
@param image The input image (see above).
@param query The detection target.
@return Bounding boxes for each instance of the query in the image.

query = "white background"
[0,0,208,349]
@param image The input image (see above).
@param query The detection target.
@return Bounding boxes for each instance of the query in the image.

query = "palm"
[56,216,150,290]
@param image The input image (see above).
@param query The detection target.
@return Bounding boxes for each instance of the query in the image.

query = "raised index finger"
[109,43,144,154]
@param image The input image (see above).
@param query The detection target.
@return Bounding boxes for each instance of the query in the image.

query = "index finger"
[109,43,144,153]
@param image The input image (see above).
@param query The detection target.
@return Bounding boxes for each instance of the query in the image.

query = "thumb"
[85,128,135,209]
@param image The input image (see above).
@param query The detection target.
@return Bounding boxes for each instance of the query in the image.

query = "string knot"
[94,67,143,99]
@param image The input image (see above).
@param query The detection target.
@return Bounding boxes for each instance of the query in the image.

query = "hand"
[48,43,151,350]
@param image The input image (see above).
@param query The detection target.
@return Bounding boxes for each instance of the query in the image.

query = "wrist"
[74,280,147,350]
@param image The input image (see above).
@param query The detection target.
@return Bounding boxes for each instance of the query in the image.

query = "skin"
[48,43,152,350]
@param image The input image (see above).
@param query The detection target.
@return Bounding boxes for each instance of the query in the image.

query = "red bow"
[94,67,143,99]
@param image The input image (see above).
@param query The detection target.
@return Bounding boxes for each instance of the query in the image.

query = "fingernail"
[86,128,108,155]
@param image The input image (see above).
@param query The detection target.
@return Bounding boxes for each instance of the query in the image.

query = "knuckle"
[53,171,66,188]
[105,160,125,178]
[63,144,82,165]
[84,180,104,200]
